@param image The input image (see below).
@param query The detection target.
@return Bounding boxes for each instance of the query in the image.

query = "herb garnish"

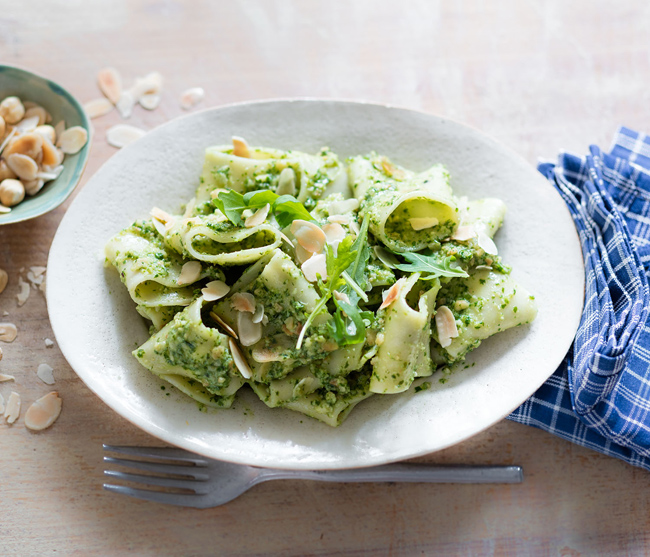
[212,190,313,228]
[393,252,468,280]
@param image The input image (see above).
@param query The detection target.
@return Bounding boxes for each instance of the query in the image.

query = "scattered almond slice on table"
[83,98,113,119]
[0,323,17,342]
[0,392,4,414]
[16,276,30,306]
[106,124,146,149]
[0,373,15,382]
[4,391,20,424]
[36,363,55,385]
[25,392,62,431]
[180,87,204,110]
[97,67,122,105]
[0,268,8,294]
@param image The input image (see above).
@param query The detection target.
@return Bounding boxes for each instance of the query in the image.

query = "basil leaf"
[394,252,469,278]
[274,196,315,228]
[213,191,247,226]
[243,190,280,209]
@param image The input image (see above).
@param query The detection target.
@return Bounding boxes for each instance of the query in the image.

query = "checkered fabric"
[508,127,650,470]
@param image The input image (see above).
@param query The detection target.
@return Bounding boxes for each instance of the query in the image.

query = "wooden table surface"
[2,1,650,555]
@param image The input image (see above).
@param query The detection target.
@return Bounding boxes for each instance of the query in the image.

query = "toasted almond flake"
[83,97,114,119]
[230,292,256,313]
[333,290,351,305]
[177,261,201,286]
[6,153,38,181]
[327,214,351,225]
[151,217,167,237]
[276,167,296,195]
[349,220,360,236]
[231,136,250,158]
[375,332,385,346]
[4,391,20,424]
[16,276,30,306]
[328,198,359,215]
[34,125,56,144]
[54,120,65,140]
[228,338,252,379]
[25,392,62,431]
[139,93,161,110]
[379,277,407,310]
[116,90,136,119]
[130,72,163,100]
[435,305,459,348]
[180,87,204,110]
[97,67,122,104]
[41,135,63,167]
[0,268,7,294]
[451,225,476,242]
[57,126,88,155]
[26,270,44,287]
[202,280,230,302]
[477,231,498,255]
[15,115,40,133]
[409,217,439,231]
[237,311,262,347]
[0,204,11,214]
[251,345,284,363]
[150,206,173,224]
[44,338,54,348]
[0,159,16,181]
[0,392,4,414]
[294,243,313,265]
[36,363,55,385]
[291,219,326,253]
[380,158,407,179]
[244,203,270,228]
[252,304,265,324]
[106,124,146,148]
[0,373,15,382]
[323,222,346,246]
[301,253,327,283]
[209,311,238,339]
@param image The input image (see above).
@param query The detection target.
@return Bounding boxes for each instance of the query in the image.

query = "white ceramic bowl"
[47,100,584,469]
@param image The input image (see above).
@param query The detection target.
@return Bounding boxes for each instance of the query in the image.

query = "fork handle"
[259,464,523,484]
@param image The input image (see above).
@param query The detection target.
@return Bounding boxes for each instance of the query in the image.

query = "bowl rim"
[0,63,92,225]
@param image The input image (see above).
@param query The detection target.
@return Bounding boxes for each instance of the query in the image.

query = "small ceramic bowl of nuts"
[0,64,91,225]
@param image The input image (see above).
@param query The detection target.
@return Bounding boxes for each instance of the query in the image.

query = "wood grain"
[2,1,650,555]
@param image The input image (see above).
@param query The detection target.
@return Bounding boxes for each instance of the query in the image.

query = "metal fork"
[104,445,523,509]
[103,445,524,508]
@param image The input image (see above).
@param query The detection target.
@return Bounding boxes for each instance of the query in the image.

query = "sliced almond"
[244,204,270,228]
[276,167,296,195]
[139,93,161,110]
[202,280,230,302]
[0,373,15,382]
[451,225,476,242]
[36,363,55,385]
[0,114,4,138]
[23,106,49,126]
[116,90,136,119]
[4,391,20,424]
[15,115,41,133]
[291,219,326,254]
[294,243,313,265]
[251,344,285,363]
[237,311,262,347]
[57,126,88,155]
[106,124,146,148]
[16,276,30,306]
[0,127,17,155]
[150,206,174,224]
[0,159,16,181]
[0,322,17,342]
[54,120,65,141]
[435,305,459,348]
[333,290,350,305]
[409,217,439,231]
[327,214,351,225]
[228,338,252,379]
[34,125,56,144]
[41,136,62,166]
[477,231,498,255]
[129,72,163,100]
[151,217,167,237]
[25,392,62,431]
[5,132,43,159]
[0,204,11,214]
[44,338,54,348]
[230,292,256,313]
[301,253,327,283]
[209,311,238,339]
[177,261,202,286]
[0,268,7,294]
[97,67,122,104]
[379,277,407,310]
[180,87,205,110]
[328,198,359,215]
[24,178,44,196]
[252,304,265,324]
[231,136,250,158]
[323,222,346,248]
[83,98,114,119]
[6,153,38,181]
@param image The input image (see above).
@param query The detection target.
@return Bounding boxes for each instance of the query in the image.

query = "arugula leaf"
[212,190,247,226]
[393,252,468,279]
[214,189,315,229]
[274,195,315,228]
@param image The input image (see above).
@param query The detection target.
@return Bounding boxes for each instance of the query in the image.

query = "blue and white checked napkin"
[508,127,650,470]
